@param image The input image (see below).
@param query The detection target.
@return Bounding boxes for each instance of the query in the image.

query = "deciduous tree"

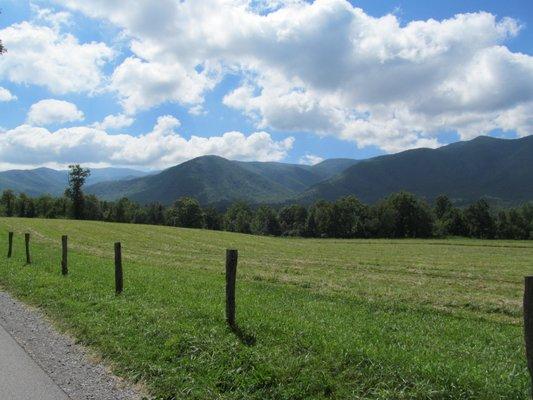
[279,204,307,236]
[251,205,281,236]
[465,199,496,239]
[310,201,336,237]
[65,165,91,220]
[172,197,204,228]
[380,192,434,238]
[333,196,369,238]
[1,190,16,217]
[434,195,453,220]
[224,202,252,234]
[203,207,223,230]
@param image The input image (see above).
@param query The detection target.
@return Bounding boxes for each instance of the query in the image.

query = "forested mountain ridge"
[299,135,533,205]
[2,136,532,206]
[86,156,359,204]
[0,167,150,197]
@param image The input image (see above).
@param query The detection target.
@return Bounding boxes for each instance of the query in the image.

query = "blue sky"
[0,0,532,170]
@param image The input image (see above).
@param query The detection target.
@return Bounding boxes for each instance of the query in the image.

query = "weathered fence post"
[25,233,31,264]
[225,249,238,327]
[114,242,123,295]
[61,235,68,276]
[7,232,13,258]
[524,276,533,398]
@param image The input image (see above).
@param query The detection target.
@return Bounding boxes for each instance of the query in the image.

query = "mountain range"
[1,135,532,206]
[86,157,360,205]
[298,135,533,205]
[0,167,151,197]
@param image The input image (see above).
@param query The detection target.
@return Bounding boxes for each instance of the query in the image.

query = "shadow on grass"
[229,323,256,346]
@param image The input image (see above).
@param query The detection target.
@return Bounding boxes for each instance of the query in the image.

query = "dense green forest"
[1,187,532,240]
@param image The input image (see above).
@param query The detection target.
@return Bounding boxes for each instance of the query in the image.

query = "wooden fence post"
[226,249,238,327]
[61,235,68,275]
[7,232,13,258]
[25,233,31,264]
[114,242,123,295]
[524,276,533,399]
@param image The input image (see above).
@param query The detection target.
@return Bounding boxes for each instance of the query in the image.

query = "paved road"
[0,323,69,400]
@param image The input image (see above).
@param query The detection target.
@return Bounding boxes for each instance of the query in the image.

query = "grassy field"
[0,217,531,399]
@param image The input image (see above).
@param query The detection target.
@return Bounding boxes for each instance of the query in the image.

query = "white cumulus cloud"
[92,114,135,130]
[0,87,17,102]
[0,116,294,169]
[299,154,324,165]
[53,0,533,152]
[0,20,113,94]
[110,57,220,114]
[27,99,85,126]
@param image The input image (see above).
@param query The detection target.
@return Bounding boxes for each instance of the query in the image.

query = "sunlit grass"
[0,217,530,399]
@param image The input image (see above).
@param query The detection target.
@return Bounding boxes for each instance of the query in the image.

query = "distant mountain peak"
[85,157,360,205]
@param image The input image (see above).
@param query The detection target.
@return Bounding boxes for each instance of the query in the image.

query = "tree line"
[0,165,532,240]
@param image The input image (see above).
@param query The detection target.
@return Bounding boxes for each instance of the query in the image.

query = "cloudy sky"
[0,0,532,170]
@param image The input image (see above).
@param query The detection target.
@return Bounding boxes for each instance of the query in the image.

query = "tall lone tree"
[65,164,90,220]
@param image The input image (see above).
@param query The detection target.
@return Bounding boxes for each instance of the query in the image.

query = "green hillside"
[236,161,323,192]
[0,167,149,196]
[309,158,360,179]
[87,156,295,204]
[301,135,533,205]
[0,218,529,399]
[0,167,66,196]
[87,156,359,204]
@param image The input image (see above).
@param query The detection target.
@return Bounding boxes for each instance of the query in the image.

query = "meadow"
[0,217,531,399]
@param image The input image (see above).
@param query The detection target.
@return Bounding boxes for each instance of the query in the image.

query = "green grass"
[0,217,531,399]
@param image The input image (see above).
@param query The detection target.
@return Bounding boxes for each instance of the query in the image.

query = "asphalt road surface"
[0,290,143,400]
[0,323,69,399]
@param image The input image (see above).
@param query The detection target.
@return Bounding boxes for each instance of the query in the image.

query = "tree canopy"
[65,164,91,220]
[1,186,532,241]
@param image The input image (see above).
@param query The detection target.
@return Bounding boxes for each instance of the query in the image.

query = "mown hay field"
[0,217,531,399]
